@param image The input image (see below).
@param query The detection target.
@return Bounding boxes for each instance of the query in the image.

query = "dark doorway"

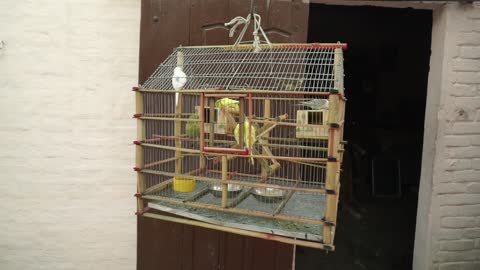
[298,4,432,270]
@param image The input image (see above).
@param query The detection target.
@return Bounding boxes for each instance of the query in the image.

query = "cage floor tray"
[147,190,324,241]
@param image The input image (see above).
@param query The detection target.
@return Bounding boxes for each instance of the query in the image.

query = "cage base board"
[142,211,331,250]
[148,201,322,241]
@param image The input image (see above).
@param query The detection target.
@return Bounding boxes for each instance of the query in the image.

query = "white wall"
[0,1,139,269]
[414,2,480,270]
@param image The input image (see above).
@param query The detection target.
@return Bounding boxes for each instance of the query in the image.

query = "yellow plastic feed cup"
[173,177,196,192]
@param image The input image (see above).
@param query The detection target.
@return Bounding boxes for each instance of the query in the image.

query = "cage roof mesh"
[142,44,340,92]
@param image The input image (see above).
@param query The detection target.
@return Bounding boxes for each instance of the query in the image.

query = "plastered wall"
[0,1,139,269]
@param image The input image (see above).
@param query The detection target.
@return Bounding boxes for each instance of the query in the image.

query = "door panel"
[138,1,310,270]
[139,0,191,84]
[189,0,231,45]
[139,0,310,84]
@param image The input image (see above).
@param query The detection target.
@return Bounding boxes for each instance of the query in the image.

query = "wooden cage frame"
[133,43,346,250]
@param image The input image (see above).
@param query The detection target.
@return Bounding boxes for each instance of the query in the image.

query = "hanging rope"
[224,12,272,52]
[225,14,251,47]
[291,238,297,270]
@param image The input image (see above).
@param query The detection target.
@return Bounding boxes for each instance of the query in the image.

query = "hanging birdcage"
[133,15,346,249]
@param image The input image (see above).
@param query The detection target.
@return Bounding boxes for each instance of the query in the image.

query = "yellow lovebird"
[215,98,240,114]
[234,119,256,147]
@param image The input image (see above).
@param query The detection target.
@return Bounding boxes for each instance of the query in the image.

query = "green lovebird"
[185,114,200,138]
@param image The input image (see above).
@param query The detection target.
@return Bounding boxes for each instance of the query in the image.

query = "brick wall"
[429,3,480,270]
[0,1,139,269]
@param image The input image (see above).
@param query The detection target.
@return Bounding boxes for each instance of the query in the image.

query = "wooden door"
[137,1,309,270]
[139,0,309,84]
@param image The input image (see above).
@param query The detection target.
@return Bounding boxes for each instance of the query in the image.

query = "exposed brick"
[457,32,480,46]
[447,106,476,122]
[441,217,476,228]
[448,147,480,159]
[458,170,480,182]
[460,46,480,59]
[452,59,480,71]
[460,18,478,33]
[453,170,480,182]
[454,97,480,110]
[436,183,468,194]
[468,4,480,18]
[474,19,480,32]
[436,250,480,262]
[441,205,480,217]
[439,262,480,270]
[445,159,472,171]
[438,171,456,183]
[449,123,480,135]
[466,183,480,193]
[473,159,480,170]
[439,194,480,205]
[450,83,478,97]
[437,229,464,240]
[463,228,480,238]
[439,240,475,251]
[443,136,471,147]
[471,135,480,145]
[454,71,480,83]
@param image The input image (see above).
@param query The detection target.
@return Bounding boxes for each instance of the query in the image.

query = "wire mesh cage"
[134,43,346,250]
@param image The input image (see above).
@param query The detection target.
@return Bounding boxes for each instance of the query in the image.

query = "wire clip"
[327,156,337,162]
[321,218,335,227]
[325,189,336,195]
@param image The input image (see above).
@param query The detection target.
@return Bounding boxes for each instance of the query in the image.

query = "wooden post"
[261,99,271,177]
[323,48,344,245]
[175,52,184,175]
[238,98,245,148]
[136,90,145,211]
[323,159,338,244]
[209,98,215,147]
[338,99,346,163]
[248,93,253,152]
[221,156,228,208]
[199,93,206,169]
[334,47,344,95]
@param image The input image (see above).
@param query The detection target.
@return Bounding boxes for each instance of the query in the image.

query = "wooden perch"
[255,113,288,137]
[251,148,271,173]
[259,138,279,167]
[143,156,180,170]
[222,109,238,133]
[274,179,301,215]
[144,179,174,194]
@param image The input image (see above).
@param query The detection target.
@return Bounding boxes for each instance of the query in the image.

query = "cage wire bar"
[134,43,346,250]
